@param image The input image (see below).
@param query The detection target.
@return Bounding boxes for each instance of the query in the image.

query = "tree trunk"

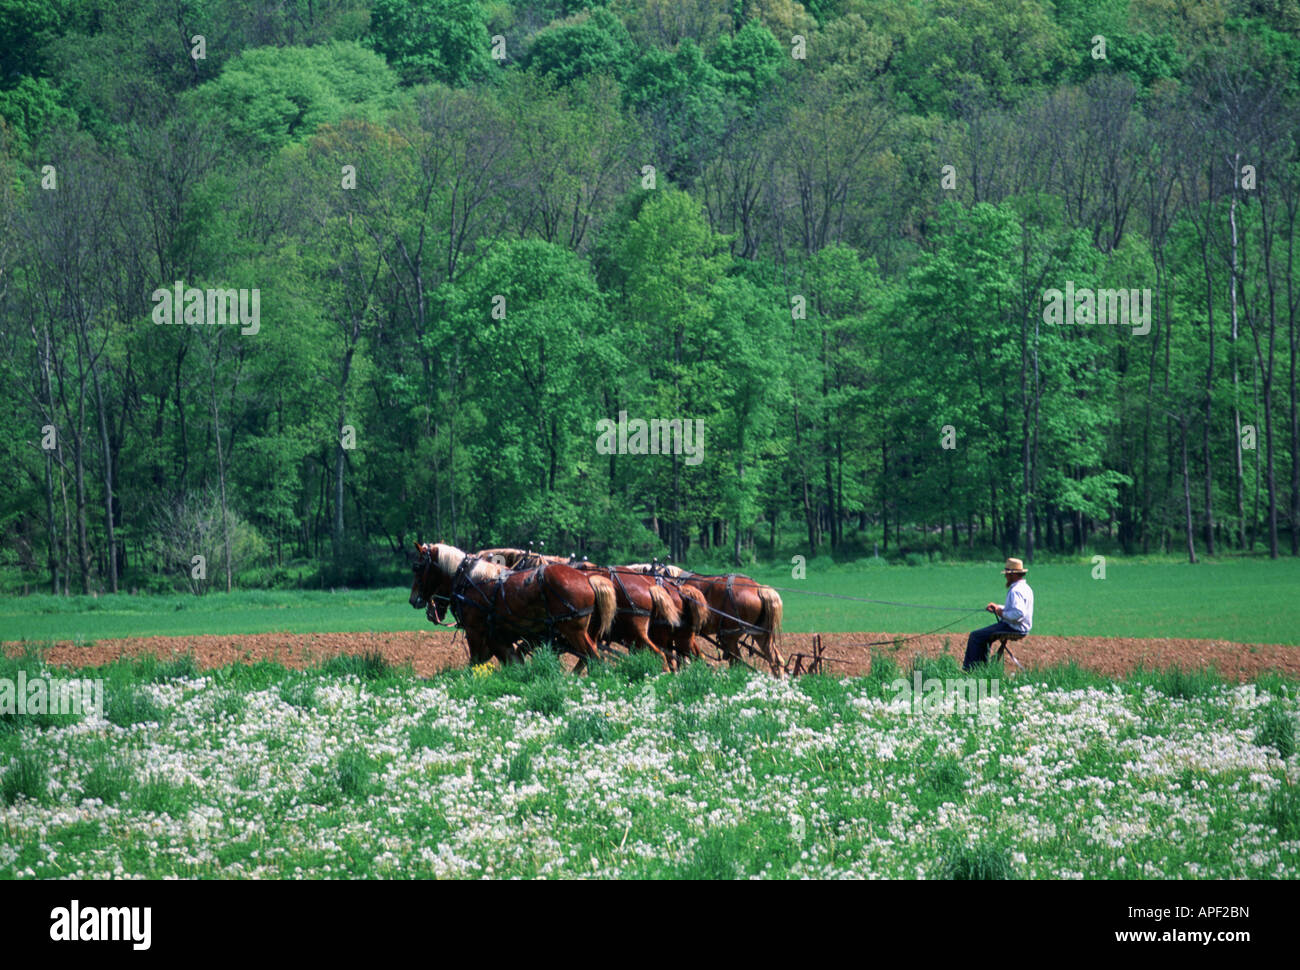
[1200,230,1216,555]
[1229,163,1247,548]
[89,358,118,593]
[210,340,233,594]
[1182,418,1197,564]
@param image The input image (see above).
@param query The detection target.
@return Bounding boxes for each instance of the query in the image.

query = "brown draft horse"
[649,576,708,670]
[624,564,785,676]
[409,542,615,671]
[568,563,703,671]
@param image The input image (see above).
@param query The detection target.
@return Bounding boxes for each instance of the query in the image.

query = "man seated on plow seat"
[962,557,1033,672]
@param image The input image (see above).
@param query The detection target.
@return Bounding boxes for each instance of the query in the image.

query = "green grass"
[4,558,1300,645]
[80,748,133,805]
[0,644,1294,878]
[1269,783,1300,840]
[939,838,1019,880]
[103,683,165,727]
[1255,702,1297,759]
[0,588,426,641]
[1,651,1297,879]
[733,557,1300,644]
[1,750,48,805]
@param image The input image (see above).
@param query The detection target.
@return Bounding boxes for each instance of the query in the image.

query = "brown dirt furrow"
[785,632,1300,681]
[4,631,469,678]
[5,629,1298,682]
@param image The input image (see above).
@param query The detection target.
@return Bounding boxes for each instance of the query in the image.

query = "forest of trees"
[2,0,1299,593]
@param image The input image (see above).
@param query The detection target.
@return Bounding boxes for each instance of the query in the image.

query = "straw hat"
[1002,557,1027,575]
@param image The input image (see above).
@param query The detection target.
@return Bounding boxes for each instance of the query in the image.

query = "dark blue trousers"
[963,620,1023,671]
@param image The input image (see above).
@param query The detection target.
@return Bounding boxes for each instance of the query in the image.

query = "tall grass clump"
[147,654,200,681]
[660,657,719,705]
[319,651,393,681]
[561,711,618,747]
[502,648,569,716]
[939,837,1017,880]
[1255,703,1297,759]
[279,679,317,709]
[1131,665,1224,699]
[926,757,970,801]
[80,746,133,805]
[612,649,664,685]
[129,774,198,817]
[408,720,454,749]
[1268,782,1300,841]
[522,678,567,716]
[909,652,965,682]
[866,650,902,688]
[104,684,164,727]
[1025,661,1105,692]
[796,670,851,723]
[1,750,49,805]
[333,746,376,798]
[506,748,535,783]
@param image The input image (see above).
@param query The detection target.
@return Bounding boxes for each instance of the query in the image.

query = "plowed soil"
[8,629,1298,681]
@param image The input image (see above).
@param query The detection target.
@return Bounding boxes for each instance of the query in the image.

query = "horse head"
[409,541,464,622]
[409,541,435,611]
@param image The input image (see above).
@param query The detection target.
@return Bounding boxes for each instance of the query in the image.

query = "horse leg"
[632,617,671,672]
[719,631,741,666]
[668,625,695,669]
[759,633,786,678]
[746,624,784,677]
[562,620,602,676]
[466,627,492,668]
[682,627,702,661]
[649,624,675,671]
[492,640,514,666]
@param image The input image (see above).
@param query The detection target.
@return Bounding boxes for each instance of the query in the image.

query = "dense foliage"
[2,0,1299,592]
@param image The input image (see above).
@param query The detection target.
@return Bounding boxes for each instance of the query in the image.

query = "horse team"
[408,543,785,676]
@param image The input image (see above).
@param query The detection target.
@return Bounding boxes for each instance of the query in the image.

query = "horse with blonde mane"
[475,547,566,569]
[568,562,704,671]
[623,563,785,676]
[410,542,615,671]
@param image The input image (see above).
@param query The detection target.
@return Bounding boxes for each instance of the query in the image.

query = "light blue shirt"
[1002,579,1033,633]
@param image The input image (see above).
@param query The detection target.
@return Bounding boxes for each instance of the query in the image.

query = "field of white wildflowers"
[2,650,1297,879]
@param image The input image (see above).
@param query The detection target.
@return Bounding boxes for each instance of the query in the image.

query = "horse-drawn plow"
[410,543,1047,681]
[782,633,828,677]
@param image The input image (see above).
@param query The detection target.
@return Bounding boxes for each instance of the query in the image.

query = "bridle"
[415,548,458,627]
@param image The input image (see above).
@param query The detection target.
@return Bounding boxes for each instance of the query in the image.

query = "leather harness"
[448,557,594,650]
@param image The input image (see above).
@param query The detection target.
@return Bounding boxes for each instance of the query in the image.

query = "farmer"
[962,557,1033,671]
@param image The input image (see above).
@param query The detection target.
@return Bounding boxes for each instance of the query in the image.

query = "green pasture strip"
[3,558,1299,645]
[0,588,428,642]
[707,558,1300,645]
[2,650,1296,879]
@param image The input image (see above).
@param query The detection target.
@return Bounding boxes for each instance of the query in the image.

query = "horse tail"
[588,574,616,640]
[648,584,680,628]
[758,586,783,653]
[678,585,707,632]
